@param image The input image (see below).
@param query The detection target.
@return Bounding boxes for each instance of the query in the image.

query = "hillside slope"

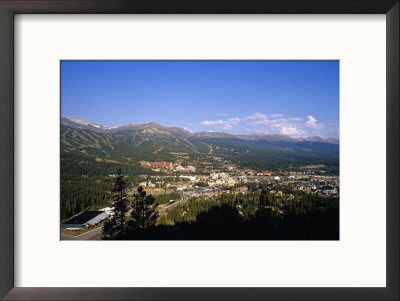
[61,117,339,176]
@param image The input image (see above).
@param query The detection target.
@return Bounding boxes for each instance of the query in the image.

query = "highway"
[158,195,187,213]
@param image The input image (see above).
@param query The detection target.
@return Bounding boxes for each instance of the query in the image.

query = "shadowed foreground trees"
[102,171,159,240]
[155,203,339,240]
[102,169,129,239]
[127,186,158,231]
[105,199,339,240]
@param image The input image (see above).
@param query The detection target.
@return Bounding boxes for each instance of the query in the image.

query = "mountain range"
[61,117,339,144]
[60,116,339,176]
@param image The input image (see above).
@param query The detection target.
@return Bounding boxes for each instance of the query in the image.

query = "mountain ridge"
[61,116,339,144]
[61,116,339,176]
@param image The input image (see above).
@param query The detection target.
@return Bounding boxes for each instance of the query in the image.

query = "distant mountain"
[237,133,296,142]
[61,118,338,169]
[61,118,209,163]
[301,136,339,144]
[61,117,338,144]
[61,117,114,132]
[112,121,192,137]
[324,138,340,144]
[192,131,237,139]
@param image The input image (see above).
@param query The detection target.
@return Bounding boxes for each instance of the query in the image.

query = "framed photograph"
[60,60,340,241]
[1,0,398,300]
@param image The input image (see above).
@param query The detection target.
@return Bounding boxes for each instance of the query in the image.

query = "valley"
[60,116,339,240]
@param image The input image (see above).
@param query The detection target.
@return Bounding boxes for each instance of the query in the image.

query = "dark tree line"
[152,186,339,240]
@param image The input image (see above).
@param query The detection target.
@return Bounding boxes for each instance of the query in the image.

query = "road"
[60,226,103,240]
[60,196,187,240]
[158,196,187,214]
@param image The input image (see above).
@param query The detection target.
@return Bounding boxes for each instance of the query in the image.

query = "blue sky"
[61,60,339,138]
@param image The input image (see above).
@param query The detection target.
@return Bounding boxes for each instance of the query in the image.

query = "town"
[61,158,339,239]
[132,159,339,199]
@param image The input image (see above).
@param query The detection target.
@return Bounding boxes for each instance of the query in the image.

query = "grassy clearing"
[300,164,326,169]
[95,157,121,164]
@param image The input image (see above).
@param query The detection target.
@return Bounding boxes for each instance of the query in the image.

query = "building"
[143,161,174,171]
[61,210,110,230]
[180,175,197,182]
[139,181,155,188]
[85,212,110,227]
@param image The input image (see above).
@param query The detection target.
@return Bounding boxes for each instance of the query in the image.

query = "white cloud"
[227,117,241,125]
[250,119,270,126]
[280,125,306,136]
[198,112,336,138]
[245,112,268,121]
[201,119,226,126]
[245,113,269,126]
[305,115,324,129]
[264,118,306,137]
[201,118,240,127]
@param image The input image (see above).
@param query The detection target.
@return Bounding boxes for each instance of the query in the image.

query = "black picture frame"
[0,1,398,300]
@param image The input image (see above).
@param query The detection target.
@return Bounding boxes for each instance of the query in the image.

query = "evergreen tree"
[130,186,158,231]
[102,169,128,239]
[114,169,129,230]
